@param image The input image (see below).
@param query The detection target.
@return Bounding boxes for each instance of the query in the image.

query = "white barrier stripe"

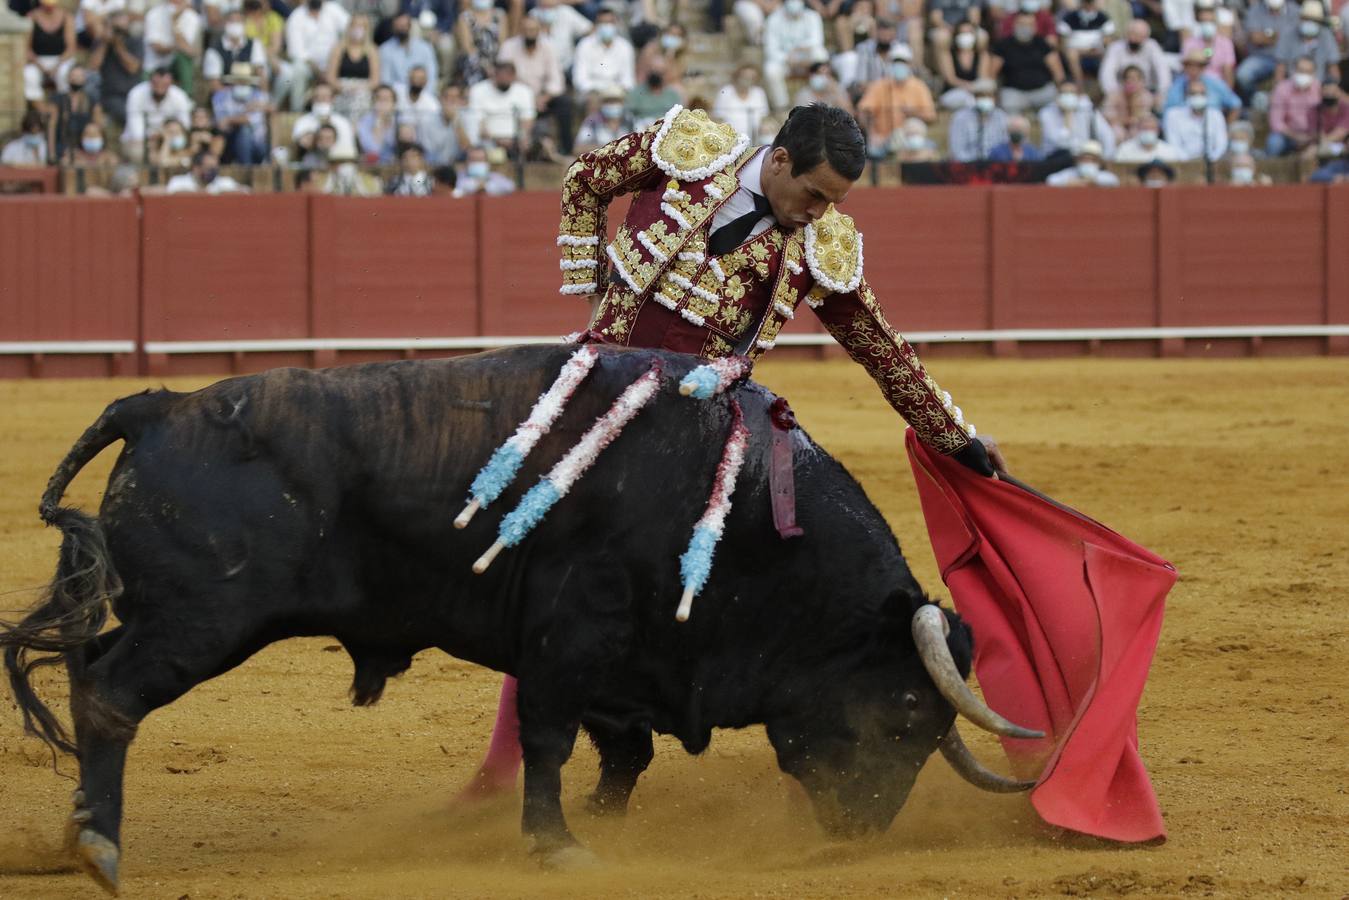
[0,341,137,354]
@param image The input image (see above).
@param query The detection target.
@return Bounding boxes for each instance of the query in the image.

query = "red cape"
[906,430,1176,843]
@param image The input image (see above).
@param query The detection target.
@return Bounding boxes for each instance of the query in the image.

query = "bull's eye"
[902,690,920,711]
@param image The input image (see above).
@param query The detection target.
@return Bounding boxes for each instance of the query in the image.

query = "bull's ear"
[877,589,929,647]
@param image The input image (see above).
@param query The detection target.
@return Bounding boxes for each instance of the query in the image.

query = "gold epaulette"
[650,106,750,183]
[804,206,864,295]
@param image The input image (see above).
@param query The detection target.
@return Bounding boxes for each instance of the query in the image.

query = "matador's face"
[761,147,854,230]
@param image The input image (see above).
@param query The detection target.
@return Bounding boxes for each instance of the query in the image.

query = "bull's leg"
[583,718,653,816]
[516,677,586,862]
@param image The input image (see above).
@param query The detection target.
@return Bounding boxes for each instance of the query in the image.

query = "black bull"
[2,344,1038,892]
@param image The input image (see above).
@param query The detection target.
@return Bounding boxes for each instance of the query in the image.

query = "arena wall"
[1,185,1345,377]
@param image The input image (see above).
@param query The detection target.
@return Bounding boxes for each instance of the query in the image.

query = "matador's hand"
[978,435,1009,478]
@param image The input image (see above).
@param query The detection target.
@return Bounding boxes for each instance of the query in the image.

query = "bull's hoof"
[536,844,600,872]
[75,830,120,896]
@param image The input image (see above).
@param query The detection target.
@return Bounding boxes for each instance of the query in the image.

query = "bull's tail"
[3,392,166,756]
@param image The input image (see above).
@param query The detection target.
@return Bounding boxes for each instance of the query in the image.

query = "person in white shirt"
[453,144,516,196]
[1038,81,1116,158]
[280,0,350,111]
[1045,139,1121,186]
[732,0,776,45]
[571,9,635,97]
[529,0,592,74]
[395,65,441,131]
[291,81,357,158]
[122,66,193,160]
[762,0,826,110]
[1114,114,1184,163]
[1098,20,1171,99]
[465,60,536,148]
[202,8,269,94]
[712,64,772,137]
[143,0,203,92]
[1162,79,1228,161]
[165,149,248,193]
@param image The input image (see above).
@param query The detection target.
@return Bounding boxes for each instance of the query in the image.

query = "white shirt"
[465,80,536,143]
[763,8,825,66]
[122,82,193,141]
[531,4,591,71]
[284,2,350,68]
[143,2,203,71]
[571,34,635,95]
[395,84,442,130]
[165,173,247,193]
[1038,102,1117,158]
[292,110,357,157]
[711,84,771,139]
[80,0,126,18]
[709,145,777,241]
[1045,167,1121,187]
[1114,136,1184,163]
[1162,106,1228,161]
[202,36,269,81]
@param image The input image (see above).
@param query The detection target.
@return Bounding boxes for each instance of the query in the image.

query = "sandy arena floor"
[0,356,1346,899]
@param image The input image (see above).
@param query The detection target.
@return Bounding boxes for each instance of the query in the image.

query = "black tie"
[708,192,772,257]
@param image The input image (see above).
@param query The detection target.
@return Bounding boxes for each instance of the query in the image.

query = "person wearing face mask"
[1056,0,1113,85]
[141,0,203,96]
[1134,158,1175,187]
[1113,113,1184,163]
[1164,49,1242,119]
[1103,65,1156,143]
[465,59,536,152]
[858,43,935,150]
[892,115,941,160]
[122,66,193,161]
[1314,82,1349,155]
[794,60,854,113]
[500,16,574,155]
[948,78,1009,160]
[325,14,380,118]
[165,149,248,193]
[1267,57,1342,155]
[1225,152,1270,185]
[211,62,272,165]
[70,121,118,168]
[629,70,684,131]
[1038,81,1116,158]
[763,0,827,110]
[1238,0,1300,100]
[987,113,1044,161]
[319,149,383,195]
[1225,119,1255,158]
[1272,1,1339,85]
[572,9,636,96]
[995,0,1055,42]
[1,109,50,166]
[153,118,195,169]
[395,65,443,133]
[1162,78,1229,161]
[282,0,350,111]
[454,0,508,86]
[292,82,358,158]
[1180,0,1236,88]
[52,65,103,163]
[204,10,270,98]
[380,12,439,90]
[636,24,688,97]
[844,18,900,90]
[713,63,772,138]
[1098,20,1171,99]
[926,0,982,60]
[937,21,991,110]
[529,0,594,74]
[1045,139,1119,186]
[990,11,1064,114]
[453,143,516,196]
[87,10,144,128]
[574,85,634,153]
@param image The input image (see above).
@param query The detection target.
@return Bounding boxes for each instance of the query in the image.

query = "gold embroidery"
[807,206,863,291]
[654,109,742,178]
[706,334,734,358]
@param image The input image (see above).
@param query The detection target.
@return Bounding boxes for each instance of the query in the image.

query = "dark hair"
[21,108,44,132]
[433,165,457,188]
[191,149,216,168]
[771,104,865,181]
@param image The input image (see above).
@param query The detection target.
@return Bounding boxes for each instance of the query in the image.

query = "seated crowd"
[4,0,1348,190]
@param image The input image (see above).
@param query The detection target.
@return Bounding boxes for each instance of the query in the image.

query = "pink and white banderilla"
[676,398,749,622]
[455,345,600,529]
[473,361,663,574]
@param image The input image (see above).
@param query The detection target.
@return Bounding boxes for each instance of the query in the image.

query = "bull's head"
[766,599,1041,837]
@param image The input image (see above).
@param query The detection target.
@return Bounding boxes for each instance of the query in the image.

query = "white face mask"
[601,102,624,119]
[467,160,489,179]
[1293,72,1315,89]
[472,0,492,10]
[1230,166,1254,184]
[1138,129,1158,146]
[808,73,829,92]
[337,162,357,179]
[890,62,911,81]
[232,84,253,100]
[660,34,682,50]
[785,0,805,13]
[974,95,995,113]
[1077,161,1100,180]
[224,21,245,40]
[1057,92,1080,111]
[1298,21,1320,37]
[312,101,333,117]
[1197,21,1217,39]
[1229,139,1250,155]
[955,32,976,49]
[904,133,926,150]
[1187,92,1209,110]
[596,22,617,41]
[1266,0,1284,9]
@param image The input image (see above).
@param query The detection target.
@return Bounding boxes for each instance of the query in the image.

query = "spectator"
[357,84,400,164]
[211,62,271,165]
[499,15,574,155]
[152,118,194,168]
[165,149,247,193]
[1307,142,1349,182]
[857,44,935,150]
[454,144,516,196]
[937,20,991,109]
[1045,139,1119,185]
[380,13,439,90]
[637,23,688,96]
[1180,0,1235,87]
[70,121,118,167]
[432,164,458,195]
[86,9,142,127]
[835,0,877,52]
[2,109,49,166]
[78,0,120,44]
[1163,77,1228,160]
[794,60,854,113]
[927,0,981,55]
[396,65,442,131]
[386,141,434,195]
[1314,81,1349,156]
[1227,152,1271,185]
[948,78,1009,160]
[203,10,270,96]
[1114,113,1184,162]
[1135,159,1175,186]
[455,0,509,85]
[1103,64,1155,142]
[1165,48,1242,118]
[1057,0,1114,84]
[1227,119,1255,157]
[995,0,1055,42]
[122,66,193,161]
[293,83,358,158]
[282,0,351,112]
[531,0,593,74]
[242,0,286,78]
[713,63,772,137]
[1267,59,1340,155]
[893,117,941,161]
[988,113,1044,161]
[327,15,380,119]
[763,0,826,110]
[1039,80,1116,157]
[402,0,457,69]
[320,151,382,195]
[23,0,77,107]
[1099,20,1170,99]
[188,106,225,159]
[299,122,339,168]
[1273,1,1339,83]
[629,70,683,131]
[732,0,778,46]
[53,66,102,162]
[573,9,636,97]
[840,18,899,91]
[574,86,633,152]
[466,59,536,151]
[1238,0,1299,99]
[143,0,203,95]
[991,11,1064,114]
[419,83,471,165]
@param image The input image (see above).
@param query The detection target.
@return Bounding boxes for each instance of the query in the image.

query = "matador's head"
[760,105,865,230]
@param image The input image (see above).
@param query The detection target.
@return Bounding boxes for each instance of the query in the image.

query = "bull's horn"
[939,724,1038,793]
[911,605,1044,740]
